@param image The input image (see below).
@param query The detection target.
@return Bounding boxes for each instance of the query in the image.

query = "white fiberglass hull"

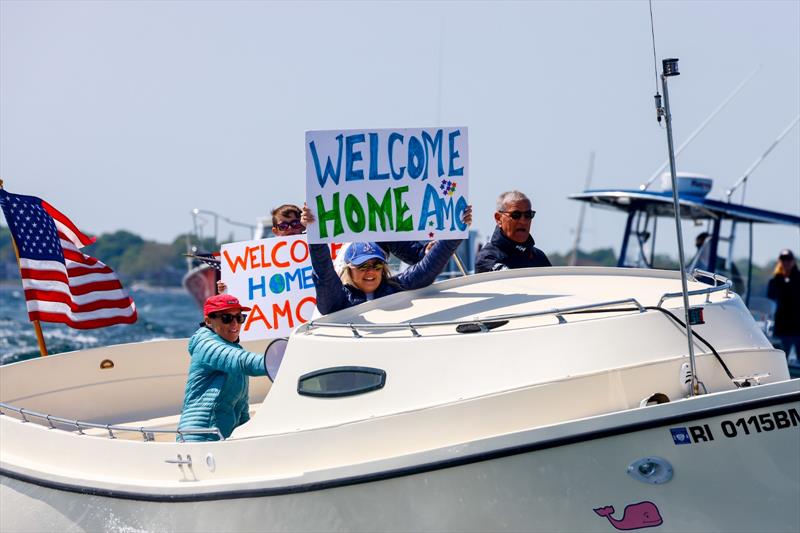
[3,383,798,533]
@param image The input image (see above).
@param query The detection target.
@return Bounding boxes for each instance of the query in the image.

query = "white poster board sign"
[220,235,345,341]
[305,127,469,244]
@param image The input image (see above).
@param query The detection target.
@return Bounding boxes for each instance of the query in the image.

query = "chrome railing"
[0,402,223,442]
[657,268,732,307]
[307,270,735,338]
[305,298,646,338]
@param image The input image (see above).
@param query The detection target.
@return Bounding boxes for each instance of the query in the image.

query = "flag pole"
[0,179,48,356]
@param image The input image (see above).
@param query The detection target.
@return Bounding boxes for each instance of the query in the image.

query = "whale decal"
[593,501,663,530]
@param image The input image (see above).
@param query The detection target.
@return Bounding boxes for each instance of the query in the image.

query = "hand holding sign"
[220,235,343,341]
[305,127,469,244]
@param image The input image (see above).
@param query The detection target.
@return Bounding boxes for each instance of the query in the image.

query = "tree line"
[0,226,776,297]
[0,226,216,287]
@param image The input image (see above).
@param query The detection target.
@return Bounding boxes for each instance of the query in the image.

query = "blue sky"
[1,0,798,264]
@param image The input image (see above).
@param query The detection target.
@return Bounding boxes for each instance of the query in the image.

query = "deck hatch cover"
[297,366,386,398]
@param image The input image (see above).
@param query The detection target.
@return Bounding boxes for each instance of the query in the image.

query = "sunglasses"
[209,312,246,324]
[275,219,304,232]
[500,210,536,220]
[354,261,385,271]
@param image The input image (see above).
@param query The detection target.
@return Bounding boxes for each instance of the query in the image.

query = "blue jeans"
[777,336,800,359]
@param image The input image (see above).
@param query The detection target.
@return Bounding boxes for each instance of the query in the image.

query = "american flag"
[0,189,137,329]
[186,252,221,270]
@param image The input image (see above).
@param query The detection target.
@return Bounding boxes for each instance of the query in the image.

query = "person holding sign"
[178,294,267,441]
[217,204,307,295]
[302,205,472,315]
[475,191,551,273]
[271,203,306,236]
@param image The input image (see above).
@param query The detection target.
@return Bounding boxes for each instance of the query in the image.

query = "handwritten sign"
[305,127,469,244]
[220,236,343,341]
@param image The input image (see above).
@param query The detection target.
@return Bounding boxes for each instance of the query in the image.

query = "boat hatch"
[297,366,387,398]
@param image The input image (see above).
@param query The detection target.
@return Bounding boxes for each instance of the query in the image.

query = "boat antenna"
[722,114,799,304]
[569,151,595,266]
[725,115,800,203]
[655,57,701,396]
[640,66,761,191]
[648,0,661,119]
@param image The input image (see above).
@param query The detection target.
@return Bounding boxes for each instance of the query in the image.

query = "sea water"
[0,284,200,365]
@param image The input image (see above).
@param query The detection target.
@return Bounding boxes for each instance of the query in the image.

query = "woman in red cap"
[177,294,267,441]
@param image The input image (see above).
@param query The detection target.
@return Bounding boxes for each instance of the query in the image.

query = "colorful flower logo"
[439,179,457,197]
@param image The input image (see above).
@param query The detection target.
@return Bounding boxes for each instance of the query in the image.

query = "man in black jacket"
[475,190,551,273]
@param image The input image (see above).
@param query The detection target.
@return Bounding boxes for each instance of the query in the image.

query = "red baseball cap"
[203,294,251,316]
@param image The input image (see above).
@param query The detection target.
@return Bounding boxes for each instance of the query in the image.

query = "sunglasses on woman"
[355,261,385,271]
[209,312,246,324]
[275,219,304,232]
[500,210,536,220]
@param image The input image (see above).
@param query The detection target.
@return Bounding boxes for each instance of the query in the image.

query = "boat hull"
[4,387,798,533]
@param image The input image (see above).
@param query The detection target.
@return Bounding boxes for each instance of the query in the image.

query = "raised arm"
[394,205,471,288]
[394,239,461,290]
[309,243,351,315]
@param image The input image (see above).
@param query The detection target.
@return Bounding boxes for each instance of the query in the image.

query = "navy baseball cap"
[345,242,387,266]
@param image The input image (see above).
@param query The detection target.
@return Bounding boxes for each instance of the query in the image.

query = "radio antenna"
[648,0,661,105]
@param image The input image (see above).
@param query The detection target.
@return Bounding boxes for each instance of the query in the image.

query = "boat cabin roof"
[569,189,800,226]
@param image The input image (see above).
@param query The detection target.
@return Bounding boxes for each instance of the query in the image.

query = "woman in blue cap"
[302,205,471,315]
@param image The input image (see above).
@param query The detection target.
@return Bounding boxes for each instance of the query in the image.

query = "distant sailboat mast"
[569,151,594,266]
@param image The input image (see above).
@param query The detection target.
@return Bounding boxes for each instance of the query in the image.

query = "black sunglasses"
[209,312,246,324]
[275,219,304,232]
[500,210,536,220]
[355,260,385,271]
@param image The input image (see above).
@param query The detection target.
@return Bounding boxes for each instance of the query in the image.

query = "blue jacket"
[177,327,266,441]
[311,239,461,315]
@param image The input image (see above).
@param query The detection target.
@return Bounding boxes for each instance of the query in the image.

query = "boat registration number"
[670,407,799,445]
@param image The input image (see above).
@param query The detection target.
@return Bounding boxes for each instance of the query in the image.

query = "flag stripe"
[28,311,138,330]
[61,246,100,265]
[22,270,125,295]
[22,279,131,303]
[24,289,136,312]
[27,299,136,320]
[20,259,123,287]
[20,268,69,283]
[44,200,95,247]
[67,265,114,277]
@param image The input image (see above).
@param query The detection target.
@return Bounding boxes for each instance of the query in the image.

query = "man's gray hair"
[496,190,530,212]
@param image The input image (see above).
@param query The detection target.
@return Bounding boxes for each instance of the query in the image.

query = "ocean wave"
[0,285,198,364]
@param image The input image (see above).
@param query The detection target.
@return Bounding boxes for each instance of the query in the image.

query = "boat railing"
[306,297,647,338]
[657,269,732,307]
[307,272,734,338]
[0,402,223,442]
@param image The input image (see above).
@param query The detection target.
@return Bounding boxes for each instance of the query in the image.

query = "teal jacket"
[177,327,266,441]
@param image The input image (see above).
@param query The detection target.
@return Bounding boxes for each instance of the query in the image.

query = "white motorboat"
[2,266,798,532]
